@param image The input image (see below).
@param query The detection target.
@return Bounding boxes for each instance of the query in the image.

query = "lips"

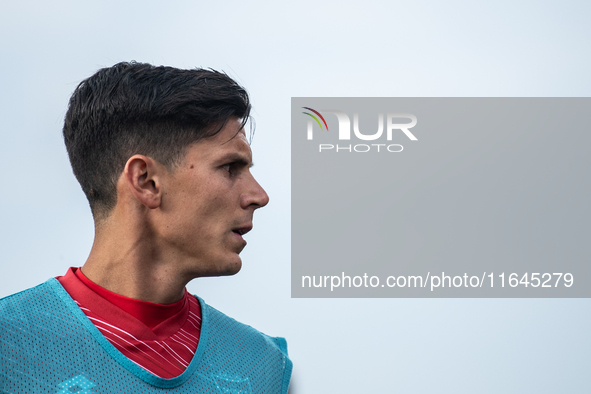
[232,225,252,237]
[231,225,251,249]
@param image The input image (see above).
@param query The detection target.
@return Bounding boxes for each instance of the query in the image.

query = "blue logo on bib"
[56,375,95,393]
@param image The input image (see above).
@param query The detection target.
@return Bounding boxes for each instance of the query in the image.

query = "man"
[0,62,292,393]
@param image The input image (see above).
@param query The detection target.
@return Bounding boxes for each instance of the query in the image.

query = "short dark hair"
[63,61,251,220]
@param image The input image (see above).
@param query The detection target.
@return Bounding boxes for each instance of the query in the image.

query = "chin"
[208,256,242,277]
[221,264,242,276]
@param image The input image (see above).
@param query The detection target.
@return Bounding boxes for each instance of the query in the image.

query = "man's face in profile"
[156,118,269,278]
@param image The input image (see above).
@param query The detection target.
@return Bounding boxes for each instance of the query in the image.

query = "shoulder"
[0,279,80,333]
[203,299,290,355]
[196,296,293,393]
[0,280,54,316]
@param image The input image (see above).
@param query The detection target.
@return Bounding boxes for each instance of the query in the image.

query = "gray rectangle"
[292,98,590,297]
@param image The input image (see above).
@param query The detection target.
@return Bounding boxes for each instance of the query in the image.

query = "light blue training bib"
[0,279,292,393]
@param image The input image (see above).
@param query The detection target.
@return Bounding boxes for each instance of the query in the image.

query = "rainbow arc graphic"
[302,107,329,131]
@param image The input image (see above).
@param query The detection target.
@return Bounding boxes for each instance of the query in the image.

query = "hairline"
[93,115,252,224]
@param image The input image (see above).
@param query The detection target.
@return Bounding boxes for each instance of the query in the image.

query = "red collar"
[57,267,190,340]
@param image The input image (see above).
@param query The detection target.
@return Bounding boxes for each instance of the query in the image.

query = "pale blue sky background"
[1,1,590,392]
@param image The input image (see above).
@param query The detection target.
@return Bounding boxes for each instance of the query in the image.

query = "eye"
[220,159,249,176]
[222,163,236,175]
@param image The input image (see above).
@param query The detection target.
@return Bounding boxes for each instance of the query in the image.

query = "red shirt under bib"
[57,267,201,378]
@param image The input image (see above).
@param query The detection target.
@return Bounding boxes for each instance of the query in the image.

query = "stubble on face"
[155,119,268,279]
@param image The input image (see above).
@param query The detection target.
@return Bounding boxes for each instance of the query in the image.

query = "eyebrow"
[218,153,253,167]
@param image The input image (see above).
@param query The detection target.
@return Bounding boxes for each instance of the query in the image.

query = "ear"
[123,155,163,210]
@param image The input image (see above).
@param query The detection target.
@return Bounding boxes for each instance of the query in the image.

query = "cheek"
[186,196,228,232]
[165,177,233,236]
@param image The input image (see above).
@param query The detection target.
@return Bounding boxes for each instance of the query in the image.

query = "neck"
[81,211,191,305]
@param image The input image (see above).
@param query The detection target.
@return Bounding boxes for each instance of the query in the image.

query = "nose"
[241,173,270,210]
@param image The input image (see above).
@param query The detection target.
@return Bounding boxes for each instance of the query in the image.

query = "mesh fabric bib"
[0,279,292,393]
